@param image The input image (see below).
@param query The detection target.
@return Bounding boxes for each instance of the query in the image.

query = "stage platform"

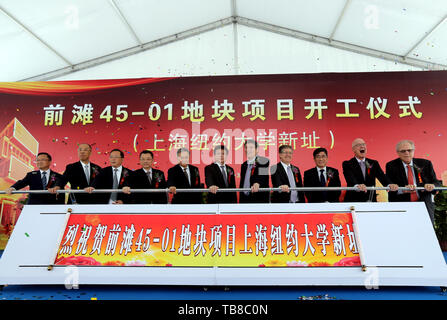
[1,250,446,301]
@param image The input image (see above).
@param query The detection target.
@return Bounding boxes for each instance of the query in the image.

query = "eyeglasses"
[398,149,414,153]
[354,143,366,148]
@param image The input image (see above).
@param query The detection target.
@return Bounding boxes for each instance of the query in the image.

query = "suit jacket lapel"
[352,158,365,183]
[35,171,45,189]
[278,163,289,185]
[210,164,220,186]
[76,162,89,185]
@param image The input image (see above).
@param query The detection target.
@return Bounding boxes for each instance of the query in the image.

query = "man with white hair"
[343,138,398,202]
[386,139,440,224]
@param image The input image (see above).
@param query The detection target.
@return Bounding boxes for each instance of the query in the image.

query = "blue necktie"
[41,171,47,189]
[320,169,327,201]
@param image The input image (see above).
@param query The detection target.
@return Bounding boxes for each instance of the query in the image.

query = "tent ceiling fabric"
[0,0,446,82]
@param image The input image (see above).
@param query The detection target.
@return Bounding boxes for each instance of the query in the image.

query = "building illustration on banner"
[0,118,38,249]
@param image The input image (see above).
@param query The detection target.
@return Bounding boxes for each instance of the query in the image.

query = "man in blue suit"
[5,152,65,204]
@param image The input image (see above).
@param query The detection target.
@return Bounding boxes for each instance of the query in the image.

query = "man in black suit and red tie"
[205,145,237,204]
[129,150,167,204]
[304,147,341,203]
[167,148,203,204]
[342,138,398,202]
[85,149,132,204]
[54,143,102,204]
[5,152,64,205]
[239,139,270,203]
[270,145,305,203]
[386,139,440,224]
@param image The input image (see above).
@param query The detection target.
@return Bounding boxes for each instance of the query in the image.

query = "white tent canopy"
[1,0,446,82]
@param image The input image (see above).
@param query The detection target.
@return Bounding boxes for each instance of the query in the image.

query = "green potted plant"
[434,190,447,251]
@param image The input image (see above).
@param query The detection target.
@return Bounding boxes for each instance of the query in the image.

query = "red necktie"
[407,164,418,202]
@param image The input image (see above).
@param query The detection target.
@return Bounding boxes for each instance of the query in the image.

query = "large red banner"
[54,212,360,267]
[0,71,446,248]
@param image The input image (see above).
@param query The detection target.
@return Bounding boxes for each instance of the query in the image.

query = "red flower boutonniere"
[327,169,334,187]
[227,168,233,182]
[250,164,256,176]
[91,166,100,180]
[292,167,299,183]
[413,164,423,184]
[47,173,57,188]
[365,160,372,176]
[195,169,200,186]
[154,173,162,188]
[120,169,129,186]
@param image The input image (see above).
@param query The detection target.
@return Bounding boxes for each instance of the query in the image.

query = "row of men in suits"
[5,139,440,223]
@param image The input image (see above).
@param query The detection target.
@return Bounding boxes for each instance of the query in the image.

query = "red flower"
[47,174,57,188]
[308,261,332,267]
[91,167,100,180]
[103,261,125,266]
[55,256,101,266]
[333,256,361,267]
[119,169,129,186]
[250,165,256,176]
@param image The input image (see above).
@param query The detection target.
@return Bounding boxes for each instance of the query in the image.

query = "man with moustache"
[342,138,398,202]
[54,143,102,204]
[129,150,167,204]
[270,145,305,203]
[5,152,65,205]
[85,149,132,204]
[386,139,440,224]
[167,148,203,204]
[239,139,270,203]
[205,145,237,204]
[304,147,341,203]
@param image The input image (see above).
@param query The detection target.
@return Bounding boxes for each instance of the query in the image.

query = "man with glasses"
[5,152,64,205]
[304,147,341,203]
[343,138,398,202]
[270,145,304,203]
[386,140,440,224]
[85,149,132,204]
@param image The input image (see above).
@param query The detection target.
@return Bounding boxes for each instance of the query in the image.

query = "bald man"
[342,138,398,202]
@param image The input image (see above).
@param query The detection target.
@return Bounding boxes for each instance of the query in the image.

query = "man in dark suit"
[304,147,341,203]
[54,143,102,204]
[167,148,203,204]
[270,145,305,203]
[205,145,237,204]
[129,150,167,204]
[85,149,132,204]
[6,152,64,205]
[239,140,270,203]
[386,139,440,224]
[343,138,398,202]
